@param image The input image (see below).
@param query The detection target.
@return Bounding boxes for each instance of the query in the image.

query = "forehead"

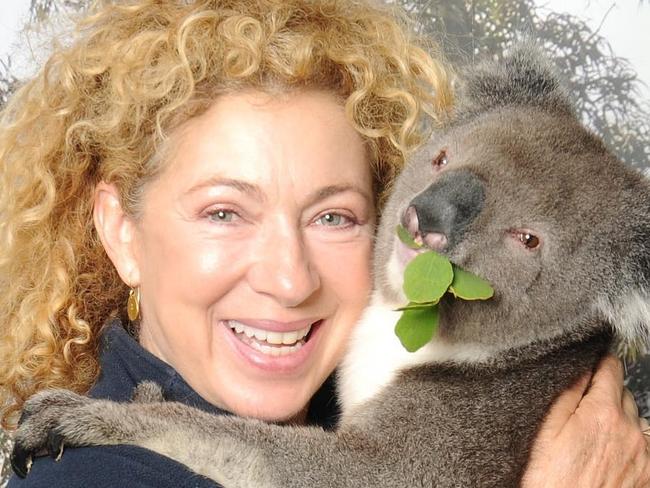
[154,89,372,196]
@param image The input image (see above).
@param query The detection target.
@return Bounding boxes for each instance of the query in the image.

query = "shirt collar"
[89,319,227,415]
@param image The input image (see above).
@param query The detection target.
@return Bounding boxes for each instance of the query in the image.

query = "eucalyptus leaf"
[403,251,453,303]
[394,301,438,312]
[449,265,494,300]
[395,244,494,354]
[394,305,439,352]
[396,224,422,249]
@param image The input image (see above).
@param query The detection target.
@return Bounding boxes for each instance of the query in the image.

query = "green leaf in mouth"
[402,251,453,304]
[449,265,495,300]
[395,301,439,312]
[396,224,422,250]
[394,305,440,353]
[393,227,495,353]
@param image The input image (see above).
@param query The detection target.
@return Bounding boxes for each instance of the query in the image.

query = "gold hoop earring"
[127,287,141,322]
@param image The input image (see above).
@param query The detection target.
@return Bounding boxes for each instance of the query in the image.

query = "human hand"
[522,355,650,488]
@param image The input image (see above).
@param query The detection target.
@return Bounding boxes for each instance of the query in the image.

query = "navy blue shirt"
[8,320,339,487]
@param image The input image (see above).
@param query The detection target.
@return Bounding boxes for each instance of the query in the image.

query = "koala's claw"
[10,444,32,479]
[47,429,65,461]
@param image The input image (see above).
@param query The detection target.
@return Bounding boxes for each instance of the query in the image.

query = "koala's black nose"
[406,170,485,251]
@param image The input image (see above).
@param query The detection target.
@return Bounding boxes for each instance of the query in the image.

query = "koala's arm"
[11,386,373,488]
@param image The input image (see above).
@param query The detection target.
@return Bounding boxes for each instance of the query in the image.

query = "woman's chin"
[224,390,312,423]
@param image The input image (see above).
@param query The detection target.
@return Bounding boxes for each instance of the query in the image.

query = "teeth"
[281,330,298,345]
[250,340,304,357]
[266,331,282,344]
[227,320,312,354]
[253,329,267,342]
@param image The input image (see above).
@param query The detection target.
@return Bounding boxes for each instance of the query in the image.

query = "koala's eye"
[518,232,540,250]
[508,229,542,252]
[432,150,448,170]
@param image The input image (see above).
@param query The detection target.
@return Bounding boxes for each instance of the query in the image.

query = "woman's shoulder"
[6,444,219,488]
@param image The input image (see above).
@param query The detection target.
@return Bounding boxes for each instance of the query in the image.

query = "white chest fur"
[337,294,493,417]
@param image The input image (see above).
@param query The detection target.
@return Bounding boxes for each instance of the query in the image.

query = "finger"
[636,441,650,487]
[539,371,591,436]
[632,417,650,488]
[622,388,640,421]
[581,355,625,407]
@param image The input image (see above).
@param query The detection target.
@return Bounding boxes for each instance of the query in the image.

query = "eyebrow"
[185,177,266,201]
[305,184,373,208]
[185,178,372,206]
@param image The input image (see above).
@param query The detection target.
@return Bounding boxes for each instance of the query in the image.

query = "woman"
[1,0,648,486]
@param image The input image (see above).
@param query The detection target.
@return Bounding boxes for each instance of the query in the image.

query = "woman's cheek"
[183,242,251,303]
[198,249,225,275]
[314,235,373,303]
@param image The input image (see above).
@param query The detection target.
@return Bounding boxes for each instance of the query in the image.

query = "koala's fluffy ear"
[454,43,575,121]
[595,219,650,353]
[596,287,650,355]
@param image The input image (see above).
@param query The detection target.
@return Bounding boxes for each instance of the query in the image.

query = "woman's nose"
[247,227,320,307]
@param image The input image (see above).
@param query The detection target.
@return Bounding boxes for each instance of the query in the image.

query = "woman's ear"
[93,182,141,286]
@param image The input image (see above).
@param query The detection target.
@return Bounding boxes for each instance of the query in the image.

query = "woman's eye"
[316,213,349,227]
[207,209,236,223]
[518,232,540,249]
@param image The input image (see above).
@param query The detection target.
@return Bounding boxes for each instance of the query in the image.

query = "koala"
[11,46,650,488]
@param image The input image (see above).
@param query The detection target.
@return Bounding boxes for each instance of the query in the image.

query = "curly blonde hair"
[0,0,453,427]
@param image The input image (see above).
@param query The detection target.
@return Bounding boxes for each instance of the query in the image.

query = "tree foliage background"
[393,0,650,169]
[1,0,649,485]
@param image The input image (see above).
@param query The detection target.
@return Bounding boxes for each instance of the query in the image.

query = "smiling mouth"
[226,320,318,357]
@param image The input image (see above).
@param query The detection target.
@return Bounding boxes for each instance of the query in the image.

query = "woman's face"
[130,90,375,421]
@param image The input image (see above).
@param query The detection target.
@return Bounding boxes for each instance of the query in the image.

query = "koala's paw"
[131,381,164,403]
[11,389,89,477]
[11,390,130,478]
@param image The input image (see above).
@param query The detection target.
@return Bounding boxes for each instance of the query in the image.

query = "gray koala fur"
[12,45,650,487]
